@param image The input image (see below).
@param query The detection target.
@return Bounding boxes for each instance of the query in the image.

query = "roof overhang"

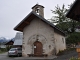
[14,11,65,36]
[66,0,80,21]
[14,11,38,32]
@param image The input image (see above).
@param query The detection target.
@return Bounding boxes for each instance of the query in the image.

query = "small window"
[18,48,22,50]
[62,38,64,43]
[49,45,51,49]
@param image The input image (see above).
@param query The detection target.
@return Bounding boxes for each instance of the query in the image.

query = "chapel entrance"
[34,40,43,57]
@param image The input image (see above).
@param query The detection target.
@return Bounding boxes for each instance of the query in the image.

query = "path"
[0,50,78,60]
[53,50,78,60]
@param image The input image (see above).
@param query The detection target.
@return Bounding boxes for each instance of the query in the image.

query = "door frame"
[33,41,43,56]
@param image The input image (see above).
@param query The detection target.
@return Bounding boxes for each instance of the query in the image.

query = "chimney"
[32,4,44,17]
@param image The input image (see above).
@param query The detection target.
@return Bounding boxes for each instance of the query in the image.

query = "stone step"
[14,56,57,60]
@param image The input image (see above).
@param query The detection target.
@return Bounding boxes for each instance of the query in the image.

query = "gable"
[14,11,36,31]
[14,11,65,36]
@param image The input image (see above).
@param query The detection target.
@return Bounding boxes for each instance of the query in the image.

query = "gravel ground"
[0,49,78,60]
[53,49,78,60]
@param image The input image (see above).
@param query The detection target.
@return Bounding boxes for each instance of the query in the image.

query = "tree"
[66,32,80,44]
[50,4,72,34]
[50,4,70,24]
[50,4,80,45]
[50,4,80,34]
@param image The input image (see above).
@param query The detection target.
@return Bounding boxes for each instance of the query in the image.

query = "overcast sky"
[0,0,75,39]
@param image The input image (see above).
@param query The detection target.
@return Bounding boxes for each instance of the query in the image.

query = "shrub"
[57,50,64,56]
[69,57,78,60]
[66,32,80,45]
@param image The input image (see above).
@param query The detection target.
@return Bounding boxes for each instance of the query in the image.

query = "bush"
[57,50,64,56]
[69,57,79,60]
[66,32,80,45]
[0,48,7,52]
[0,48,7,54]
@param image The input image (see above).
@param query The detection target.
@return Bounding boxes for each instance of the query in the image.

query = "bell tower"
[32,4,44,17]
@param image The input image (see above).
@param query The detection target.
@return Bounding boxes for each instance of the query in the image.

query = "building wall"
[54,32,66,54]
[22,18,66,57]
[13,32,23,45]
[0,45,6,48]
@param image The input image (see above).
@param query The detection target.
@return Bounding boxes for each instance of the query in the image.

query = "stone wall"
[22,18,66,57]
[54,32,66,54]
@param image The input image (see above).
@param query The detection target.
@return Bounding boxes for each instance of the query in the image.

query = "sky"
[0,0,75,39]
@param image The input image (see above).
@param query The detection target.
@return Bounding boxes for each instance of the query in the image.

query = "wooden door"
[34,41,43,56]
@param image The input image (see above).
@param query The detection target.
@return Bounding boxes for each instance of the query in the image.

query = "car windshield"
[10,48,17,51]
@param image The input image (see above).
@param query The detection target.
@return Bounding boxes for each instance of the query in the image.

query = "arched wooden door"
[34,41,43,56]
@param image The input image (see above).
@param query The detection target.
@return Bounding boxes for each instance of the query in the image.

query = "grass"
[69,57,80,60]
[0,48,8,54]
[0,50,5,54]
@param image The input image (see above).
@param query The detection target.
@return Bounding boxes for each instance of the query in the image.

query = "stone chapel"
[14,4,66,57]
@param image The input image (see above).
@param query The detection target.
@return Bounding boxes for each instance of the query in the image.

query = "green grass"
[0,50,5,54]
[0,49,8,54]
[69,57,79,60]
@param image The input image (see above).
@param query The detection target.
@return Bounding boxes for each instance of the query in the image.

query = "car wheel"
[8,55,11,57]
[17,54,20,57]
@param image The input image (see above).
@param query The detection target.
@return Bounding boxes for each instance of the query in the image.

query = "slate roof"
[14,11,65,36]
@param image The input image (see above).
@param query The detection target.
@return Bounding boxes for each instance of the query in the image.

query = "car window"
[18,48,22,50]
[10,48,17,51]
